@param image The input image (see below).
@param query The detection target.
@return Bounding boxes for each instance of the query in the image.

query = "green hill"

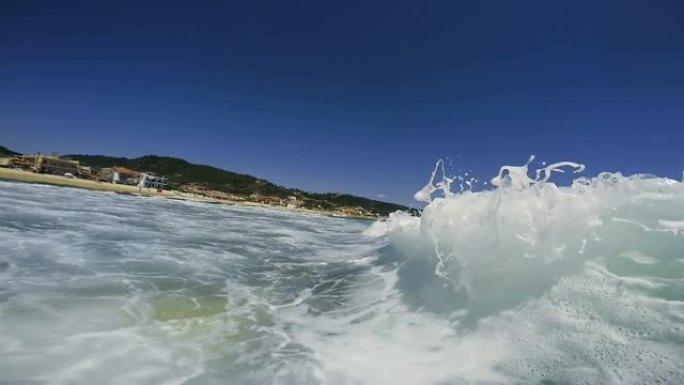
[64,153,413,216]
[1,144,416,216]
[0,145,21,157]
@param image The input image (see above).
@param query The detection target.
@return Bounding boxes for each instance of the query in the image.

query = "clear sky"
[1,0,682,204]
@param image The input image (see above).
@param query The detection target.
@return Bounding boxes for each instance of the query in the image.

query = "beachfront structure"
[78,166,95,180]
[11,154,79,176]
[97,167,115,182]
[11,155,37,171]
[247,195,302,207]
[180,184,235,200]
[96,166,143,185]
[138,172,167,189]
[286,196,301,208]
[250,195,285,206]
[113,167,140,185]
[180,183,207,195]
[97,167,166,188]
[42,156,79,175]
[0,157,11,167]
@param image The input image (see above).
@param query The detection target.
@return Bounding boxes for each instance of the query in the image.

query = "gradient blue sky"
[1,0,682,204]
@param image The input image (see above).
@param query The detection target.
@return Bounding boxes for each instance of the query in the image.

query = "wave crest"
[378,158,684,321]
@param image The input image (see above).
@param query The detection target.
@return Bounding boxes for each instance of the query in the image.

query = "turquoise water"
[0,170,683,384]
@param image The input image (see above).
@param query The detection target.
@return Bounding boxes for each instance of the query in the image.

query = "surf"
[0,157,683,384]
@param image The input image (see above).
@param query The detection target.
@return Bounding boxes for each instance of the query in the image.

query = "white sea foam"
[361,158,684,384]
[1,159,683,385]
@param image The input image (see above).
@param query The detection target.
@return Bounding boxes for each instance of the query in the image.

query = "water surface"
[1,174,683,384]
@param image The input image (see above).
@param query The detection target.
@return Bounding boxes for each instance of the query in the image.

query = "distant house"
[180,183,207,195]
[11,154,79,175]
[10,155,34,170]
[138,172,167,189]
[0,157,11,167]
[78,166,95,179]
[113,167,141,185]
[43,156,79,175]
[250,195,284,206]
[95,166,143,185]
[180,184,234,200]
[95,168,167,189]
[286,196,301,208]
[97,167,116,182]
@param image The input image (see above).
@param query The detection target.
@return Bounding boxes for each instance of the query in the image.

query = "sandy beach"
[0,168,377,219]
[0,167,221,203]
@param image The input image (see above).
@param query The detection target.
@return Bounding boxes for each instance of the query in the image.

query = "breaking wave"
[1,157,683,385]
[360,157,684,383]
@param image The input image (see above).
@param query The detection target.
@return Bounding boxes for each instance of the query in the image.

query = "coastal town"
[0,152,390,218]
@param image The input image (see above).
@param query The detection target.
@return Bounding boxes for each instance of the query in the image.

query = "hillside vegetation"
[66,154,413,216]
[0,146,20,157]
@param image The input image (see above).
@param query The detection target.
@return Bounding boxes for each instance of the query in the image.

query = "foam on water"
[359,158,684,384]
[1,158,683,385]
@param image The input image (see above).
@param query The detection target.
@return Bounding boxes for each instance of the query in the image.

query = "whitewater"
[1,160,683,385]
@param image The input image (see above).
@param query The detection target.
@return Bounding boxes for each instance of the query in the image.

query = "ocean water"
[0,162,683,385]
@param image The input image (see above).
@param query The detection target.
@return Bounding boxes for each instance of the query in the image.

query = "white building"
[112,167,140,185]
[138,172,167,189]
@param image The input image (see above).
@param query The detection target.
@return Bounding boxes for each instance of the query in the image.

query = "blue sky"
[1,0,682,204]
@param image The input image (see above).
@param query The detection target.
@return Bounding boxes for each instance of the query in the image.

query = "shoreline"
[0,168,378,220]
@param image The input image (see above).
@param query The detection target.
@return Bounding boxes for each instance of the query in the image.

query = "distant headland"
[0,145,419,218]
